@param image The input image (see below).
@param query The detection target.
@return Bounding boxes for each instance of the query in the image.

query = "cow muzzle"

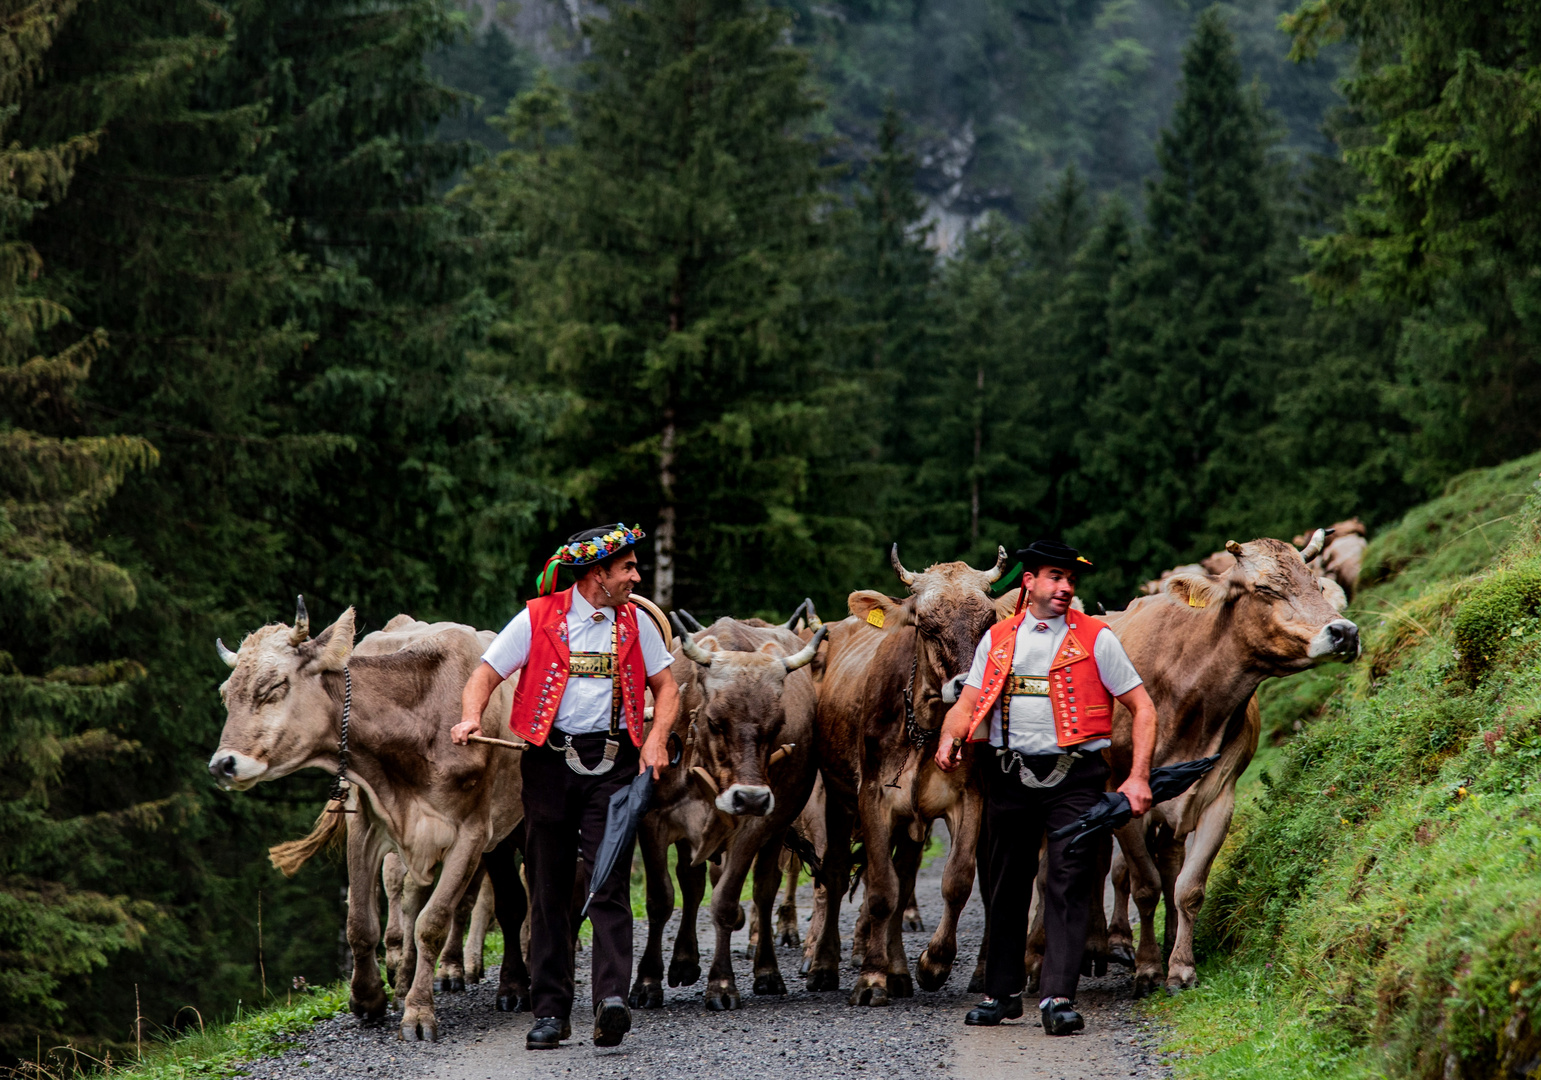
[207,749,268,789]
[1308,618,1360,660]
[716,783,775,817]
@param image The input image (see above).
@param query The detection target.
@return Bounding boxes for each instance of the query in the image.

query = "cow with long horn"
[629,613,824,1011]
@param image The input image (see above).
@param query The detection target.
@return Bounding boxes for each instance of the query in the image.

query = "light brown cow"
[209,602,524,1040]
[629,616,824,1011]
[805,546,1003,1005]
[1103,530,1358,993]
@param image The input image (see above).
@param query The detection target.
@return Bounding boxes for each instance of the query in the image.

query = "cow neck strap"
[902,643,937,748]
[328,666,353,806]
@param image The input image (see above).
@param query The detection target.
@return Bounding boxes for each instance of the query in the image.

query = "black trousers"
[981,750,1109,1002]
[521,732,639,1021]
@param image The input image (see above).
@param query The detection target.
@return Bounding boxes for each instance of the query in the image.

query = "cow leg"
[629,822,673,1009]
[485,828,530,1013]
[705,830,763,1011]
[1023,842,1048,995]
[752,843,789,996]
[805,794,854,992]
[1108,842,1136,968]
[1116,821,1166,997]
[903,822,930,932]
[400,834,482,1042]
[394,874,429,1002]
[462,867,495,984]
[346,816,390,1020]
[1156,830,1185,962]
[883,833,923,998]
[777,851,801,948]
[434,861,482,992]
[850,798,898,1007]
[381,851,407,991]
[918,791,981,993]
[850,894,870,970]
[1166,786,1235,991]
[669,840,706,988]
[801,878,827,974]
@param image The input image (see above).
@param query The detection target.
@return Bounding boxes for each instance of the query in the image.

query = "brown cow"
[1104,530,1358,993]
[209,602,525,1040]
[629,616,824,1011]
[805,545,1004,1005]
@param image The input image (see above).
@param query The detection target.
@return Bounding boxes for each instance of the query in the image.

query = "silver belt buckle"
[564,737,619,776]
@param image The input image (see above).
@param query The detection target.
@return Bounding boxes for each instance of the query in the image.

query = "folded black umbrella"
[579,735,683,920]
[1047,754,1221,853]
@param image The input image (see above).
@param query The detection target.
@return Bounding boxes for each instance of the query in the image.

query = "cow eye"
[259,680,289,705]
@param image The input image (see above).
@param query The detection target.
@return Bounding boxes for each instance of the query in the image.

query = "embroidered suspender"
[565,620,623,736]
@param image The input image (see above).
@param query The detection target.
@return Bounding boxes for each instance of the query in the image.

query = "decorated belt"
[567,651,616,678]
[1004,675,1050,696]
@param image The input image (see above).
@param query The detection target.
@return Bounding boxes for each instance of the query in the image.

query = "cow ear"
[848,590,907,628]
[302,607,356,671]
[1162,572,1230,609]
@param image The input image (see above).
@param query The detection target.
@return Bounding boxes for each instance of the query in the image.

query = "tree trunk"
[971,363,984,542]
[654,405,677,608]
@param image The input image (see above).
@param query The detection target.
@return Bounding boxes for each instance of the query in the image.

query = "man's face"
[1024,566,1076,617]
[591,552,641,607]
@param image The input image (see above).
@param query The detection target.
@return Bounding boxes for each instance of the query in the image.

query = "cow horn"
[783,599,809,631]
[768,742,796,766]
[980,545,1008,583]
[782,625,828,672]
[289,595,310,645]
[1225,540,1244,557]
[216,638,239,668]
[690,765,720,796]
[1298,528,1326,563]
[677,609,705,633]
[891,543,916,587]
[669,612,715,666]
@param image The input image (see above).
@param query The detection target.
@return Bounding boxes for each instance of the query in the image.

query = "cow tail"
[268,797,348,877]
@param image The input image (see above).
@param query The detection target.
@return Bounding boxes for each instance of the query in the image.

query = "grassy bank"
[1158,451,1541,1079]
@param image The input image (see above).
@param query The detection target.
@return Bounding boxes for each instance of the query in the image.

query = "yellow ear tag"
[867,608,886,628]
[1187,592,1207,608]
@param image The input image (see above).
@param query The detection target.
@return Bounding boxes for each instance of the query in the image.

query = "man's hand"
[933,685,980,772]
[454,662,506,746]
[1118,775,1153,817]
[641,669,680,774]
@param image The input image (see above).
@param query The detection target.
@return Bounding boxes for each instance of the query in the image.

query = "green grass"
[1161,457,1541,1080]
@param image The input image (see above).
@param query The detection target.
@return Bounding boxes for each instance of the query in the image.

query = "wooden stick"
[468,734,526,750]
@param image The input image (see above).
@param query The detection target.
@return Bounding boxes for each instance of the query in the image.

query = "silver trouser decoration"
[998,747,1081,789]
[565,737,619,776]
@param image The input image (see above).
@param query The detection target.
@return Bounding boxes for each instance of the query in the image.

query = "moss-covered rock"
[1451,570,1541,680]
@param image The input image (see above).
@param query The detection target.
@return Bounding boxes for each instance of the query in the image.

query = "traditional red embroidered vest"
[507,587,647,747]
[965,609,1114,748]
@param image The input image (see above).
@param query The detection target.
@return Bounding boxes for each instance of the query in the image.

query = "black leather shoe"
[526,1016,570,1049]
[964,994,1024,1026]
[593,996,632,1047]
[1041,997,1085,1036]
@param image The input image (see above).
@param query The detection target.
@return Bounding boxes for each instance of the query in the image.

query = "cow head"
[208,596,356,789]
[850,545,1006,729]
[673,616,825,817]
[1162,531,1359,671]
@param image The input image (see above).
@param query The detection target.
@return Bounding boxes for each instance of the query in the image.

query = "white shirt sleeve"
[481,609,533,678]
[963,634,992,690]
[1094,630,1143,697]
[637,609,675,677]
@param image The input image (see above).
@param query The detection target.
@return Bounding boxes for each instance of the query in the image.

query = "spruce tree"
[491,0,859,615]
[1072,6,1279,603]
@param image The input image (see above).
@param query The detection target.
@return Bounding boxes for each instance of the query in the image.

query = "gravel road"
[242,833,1173,1080]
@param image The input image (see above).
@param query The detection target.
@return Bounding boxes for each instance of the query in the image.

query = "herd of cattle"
[207,527,1363,1042]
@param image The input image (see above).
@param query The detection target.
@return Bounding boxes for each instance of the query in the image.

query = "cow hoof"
[798,956,813,977]
[435,976,466,993]
[668,959,702,987]
[496,989,530,1013]
[848,980,890,1007]
[629,980,664,1009]
[466,967,484,985]
[704,986,742,1011]
[915,950,952,992]
[804,967,840,992]
[399,1006,437,1042]
[886,973,913,998]
[1081,955,1109,978]
[778,929,801,948]
[1166,970,1198,993]
[1109,943,1136,969]
[966,968,986,994]
[1133,970,1163,999]
[903,914,925,933]
[753,972,787,996]
[350,990,388,1020]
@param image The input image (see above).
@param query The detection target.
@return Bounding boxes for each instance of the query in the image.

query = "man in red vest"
[934,539,1155,1036]
[452,523,680,1051]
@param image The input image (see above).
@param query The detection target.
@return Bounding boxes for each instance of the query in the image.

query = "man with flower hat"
[452,523,679,1051]
[934,539,1156,1037]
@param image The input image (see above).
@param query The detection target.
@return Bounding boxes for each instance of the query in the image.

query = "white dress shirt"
[482,589,674,735]
[963,612,1142,755]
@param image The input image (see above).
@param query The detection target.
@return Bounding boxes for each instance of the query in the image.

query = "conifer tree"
[1073,6,1279,602]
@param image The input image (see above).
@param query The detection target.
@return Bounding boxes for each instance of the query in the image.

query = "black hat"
[1014,539,1093,573]
[534,523,646,595]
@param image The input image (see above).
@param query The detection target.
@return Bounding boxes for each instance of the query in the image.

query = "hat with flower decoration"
[533,523,647,596]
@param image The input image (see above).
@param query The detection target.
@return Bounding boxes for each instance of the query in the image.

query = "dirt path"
[247,834,1172,1080]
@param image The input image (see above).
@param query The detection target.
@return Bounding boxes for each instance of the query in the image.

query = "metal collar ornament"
[534,523,646,596]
